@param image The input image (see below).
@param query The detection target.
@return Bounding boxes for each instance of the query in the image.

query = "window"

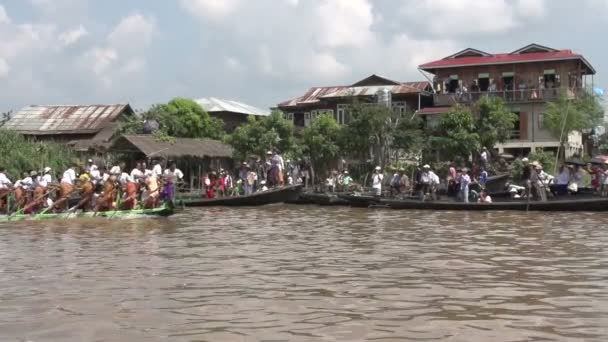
[336,104,347,125]
[285,113,294,121]
[538,113,544,129]
[304,112,311,126]
[392,102,407,117]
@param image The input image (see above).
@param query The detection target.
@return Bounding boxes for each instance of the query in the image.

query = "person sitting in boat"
[14,171,32,210]
[110,162,124,176]
[478,189,492,203]
[0,167,12,214]
[120,174,138,210]
[478,167,488,189]
[162,162,183,201]
[73,171,95,211]
[22,171,45,214]
[151,159,163,178]
[601,161,608,197]
[342,170,354,190]
[419,165,432,200]
[96,173,118,212]
[130,162,146,183]
[54,164,78,211]
[205,171,219,199]
[446,161,458,196]
[569,165,584,194]
[143,171,160,209]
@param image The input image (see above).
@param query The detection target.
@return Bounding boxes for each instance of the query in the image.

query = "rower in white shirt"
[151,160,163,177]
[0,167,12,213]
[39,167,53,188]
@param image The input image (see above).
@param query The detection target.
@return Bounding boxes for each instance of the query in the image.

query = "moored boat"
[177,185,303,207]
[384,196,608,211]
[293,192,350,206]
[0,201,175,221]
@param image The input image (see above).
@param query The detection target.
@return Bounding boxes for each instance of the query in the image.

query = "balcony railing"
[509,130,521,140]
[433,87,581,106]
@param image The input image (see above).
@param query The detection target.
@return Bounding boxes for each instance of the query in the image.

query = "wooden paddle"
[8,186,57,219]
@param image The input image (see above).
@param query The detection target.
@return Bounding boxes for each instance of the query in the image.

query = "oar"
[8,187,56,219]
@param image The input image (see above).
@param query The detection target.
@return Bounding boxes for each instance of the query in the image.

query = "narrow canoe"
[0,202,175,221]
[177,185,303,207]
[384,196,608,211]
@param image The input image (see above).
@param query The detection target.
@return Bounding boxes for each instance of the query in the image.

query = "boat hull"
[178,185,303,207]
[384,196,608,211]
[0,202,175,221]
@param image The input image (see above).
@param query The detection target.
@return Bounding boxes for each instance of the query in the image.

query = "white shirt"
[21,176,33,189]
[460,174,471,188]
[90,169,101,184]
[61,169,76,185]
[119,172,131,184]
[131,168,144,181]
[39,173,52,187]
[0,172,12,189]
[420,171,431,184]
[102,172,111,183]
[481,151,488,161]
[163,168,184,183]
[429,171,440,185]
[152,164,163,177]
[110,165,121,175]
[372,173,383,189]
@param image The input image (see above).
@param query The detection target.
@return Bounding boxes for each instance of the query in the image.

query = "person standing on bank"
[460,168,471,203]
[372,166,383,197]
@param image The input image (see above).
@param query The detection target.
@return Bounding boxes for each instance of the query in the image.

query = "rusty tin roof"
[3,104,133,135]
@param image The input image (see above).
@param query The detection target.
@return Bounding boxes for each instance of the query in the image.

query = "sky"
[1,0,607,113]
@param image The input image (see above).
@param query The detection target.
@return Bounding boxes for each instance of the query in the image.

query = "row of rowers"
[0,160,184,214]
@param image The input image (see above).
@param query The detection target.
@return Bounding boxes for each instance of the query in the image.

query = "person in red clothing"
[218,169,227,197]
[205,171,218,198]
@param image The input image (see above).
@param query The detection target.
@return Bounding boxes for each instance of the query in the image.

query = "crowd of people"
[0,159,184,215]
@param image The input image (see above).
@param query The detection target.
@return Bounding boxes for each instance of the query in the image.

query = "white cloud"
[58,25,87,46]
[0,58,9,78]
[401,0,546,37]
[316,0,373,48]
[179,0,241,20]
[81,13,156,86]
[107,13,156,52]
[0,5,9,24]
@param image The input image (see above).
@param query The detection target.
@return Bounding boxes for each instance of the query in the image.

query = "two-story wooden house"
[418,43,596,156]
[277,74,432,128]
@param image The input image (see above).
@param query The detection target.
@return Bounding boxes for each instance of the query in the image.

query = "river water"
[1,206,608,341]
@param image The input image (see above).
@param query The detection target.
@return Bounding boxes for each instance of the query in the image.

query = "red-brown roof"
[420,46,595,75]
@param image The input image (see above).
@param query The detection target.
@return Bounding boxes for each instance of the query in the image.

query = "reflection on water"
[1,206,608,341]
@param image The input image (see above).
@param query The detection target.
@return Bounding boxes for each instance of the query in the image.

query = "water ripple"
[0,206,607,341]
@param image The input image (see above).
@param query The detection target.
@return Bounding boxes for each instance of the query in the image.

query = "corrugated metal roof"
[114,135,233,159]
[195,97,269,116]
[320,84,423,99]
[3,104,132,135]
[277,78,430,108]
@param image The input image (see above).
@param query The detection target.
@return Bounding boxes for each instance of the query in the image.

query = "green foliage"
[473,97,518,149]
[302,114,342,175]
[428,105,480,160]
[391,113,425,153]
[0,129,77,179]
[226,111,296,161]
[544,91,604,146]
[339,102,394,165]
[117,98,224,139]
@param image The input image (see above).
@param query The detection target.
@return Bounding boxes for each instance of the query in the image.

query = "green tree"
[544,91,604,155]
[227,111,296,161]
[0,129,77,178]
[339,102,395,167]
[391,112,425,154]
[302,113,342,177]
[473,97,518,150]
[118,98,224,139]
[428,105,480,160]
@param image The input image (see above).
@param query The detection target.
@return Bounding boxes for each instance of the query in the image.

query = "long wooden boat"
[384,196,608,211]
[291,192,350,206]
[0,202,175,221]
[177,185,303,207]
